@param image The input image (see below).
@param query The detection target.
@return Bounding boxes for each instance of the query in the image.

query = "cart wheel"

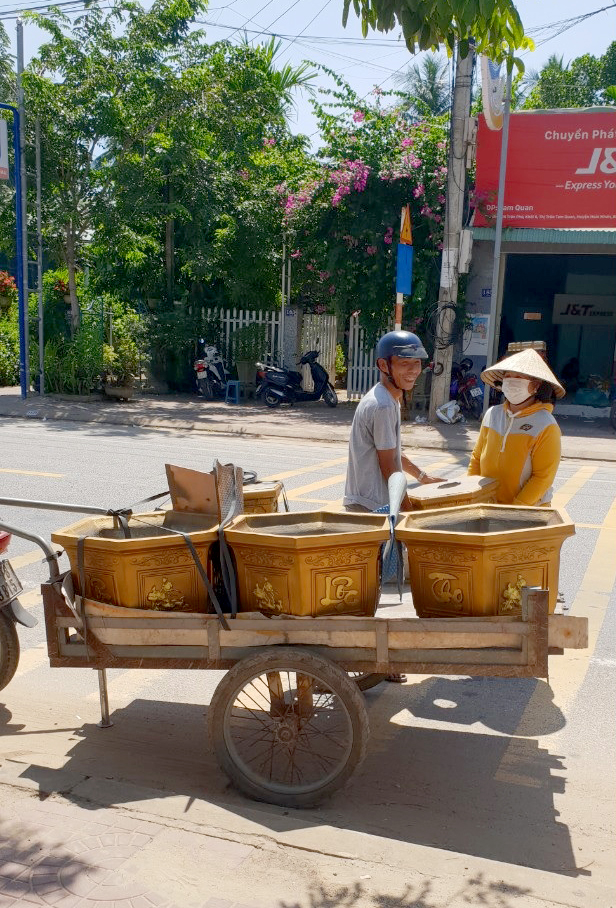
[348,672,387,692]
[0,611,19,692]
[208,647,369,808]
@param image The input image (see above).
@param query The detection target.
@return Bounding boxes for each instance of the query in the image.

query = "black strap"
[76,536,90,654]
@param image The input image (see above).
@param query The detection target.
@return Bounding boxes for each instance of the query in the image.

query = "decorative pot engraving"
[320,576,359,608]
[86,576,111,602]
[490,546,554,563]
[500,574,526,613]
[428,571,464,604]
[84,552,121,570]
[146,578,187,610]
[410,547,478,564]
[305,548,372,568]
[253,577,283,613]
[240,549,294,568]
[129,551,194,568]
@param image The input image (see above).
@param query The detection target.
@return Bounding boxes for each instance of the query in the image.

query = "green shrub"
[0,305,20,386]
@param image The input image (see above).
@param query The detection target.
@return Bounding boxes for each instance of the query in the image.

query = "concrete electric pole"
[428,43,475,421]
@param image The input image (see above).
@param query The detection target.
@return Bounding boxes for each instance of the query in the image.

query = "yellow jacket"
[468,401,561,506]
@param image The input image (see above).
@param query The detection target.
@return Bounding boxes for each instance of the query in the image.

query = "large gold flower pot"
[224,511,390,617]
[51,511,219,612]
[242,481,284,514]
[396,504,575,618]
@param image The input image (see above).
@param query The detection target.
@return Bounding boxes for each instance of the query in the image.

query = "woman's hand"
[420,474,445,484]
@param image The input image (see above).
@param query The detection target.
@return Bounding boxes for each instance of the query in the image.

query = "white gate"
[346,314,380,399]
[207,307,281,362]
[301,313,337,390]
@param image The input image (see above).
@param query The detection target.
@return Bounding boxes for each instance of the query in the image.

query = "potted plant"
[0,271,17,310]
[101,337,139,400]
[232,323,268,387]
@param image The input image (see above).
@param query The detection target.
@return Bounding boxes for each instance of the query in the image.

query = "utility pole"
[35,117,44,394]
[16,19,29,391]
[428,43,474,421]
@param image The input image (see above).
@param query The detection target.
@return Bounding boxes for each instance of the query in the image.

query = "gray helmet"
[375,330,428,362]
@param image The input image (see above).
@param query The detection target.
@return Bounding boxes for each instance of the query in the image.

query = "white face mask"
[501,377,533,406]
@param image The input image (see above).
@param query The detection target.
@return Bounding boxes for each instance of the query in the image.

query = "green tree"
[523,42,616,109]
[342,0,531,62]
[283,73,449,342]
[396,54,451,117]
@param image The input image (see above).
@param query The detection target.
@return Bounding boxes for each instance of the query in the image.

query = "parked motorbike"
[194,341,229,400]
[256,350,338,409]
[427,357,484,420]
[0,530,37,691]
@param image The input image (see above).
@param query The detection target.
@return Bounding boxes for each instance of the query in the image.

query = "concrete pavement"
[0,387,614,461]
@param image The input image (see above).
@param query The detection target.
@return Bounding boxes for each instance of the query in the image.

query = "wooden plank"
[375,621,388,663]
[525,588,549,678]
[207,619,221,661]
[387,632,523,650]
[548,614,588,649]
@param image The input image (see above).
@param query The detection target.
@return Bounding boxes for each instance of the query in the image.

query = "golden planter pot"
[396,504,575,618]
[242,481,284,514]
[406,475,499,510]
[51,511,219,612]
[224,511,390,618]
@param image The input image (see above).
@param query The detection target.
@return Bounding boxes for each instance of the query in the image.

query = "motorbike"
[256,350,338,409]
[194,341,229,400]
[427,357,484,420]
[0,530,37,691]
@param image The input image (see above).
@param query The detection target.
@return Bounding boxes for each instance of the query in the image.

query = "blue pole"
[0,102,26,399]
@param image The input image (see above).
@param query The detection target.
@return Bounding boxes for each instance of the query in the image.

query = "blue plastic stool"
[225,380,241,404]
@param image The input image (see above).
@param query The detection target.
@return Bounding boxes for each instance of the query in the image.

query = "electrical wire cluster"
[424,302,466,351]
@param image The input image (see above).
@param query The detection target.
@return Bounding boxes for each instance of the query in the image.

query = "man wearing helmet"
[344,330,443,512]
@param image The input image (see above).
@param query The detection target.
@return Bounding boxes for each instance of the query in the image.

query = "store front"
[466,108,616,415]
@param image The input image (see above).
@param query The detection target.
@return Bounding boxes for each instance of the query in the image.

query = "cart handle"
[0,519,61,580]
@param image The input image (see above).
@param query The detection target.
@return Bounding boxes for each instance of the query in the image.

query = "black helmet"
[375,330,428,362]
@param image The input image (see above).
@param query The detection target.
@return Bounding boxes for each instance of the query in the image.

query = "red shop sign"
[474,111,616,229]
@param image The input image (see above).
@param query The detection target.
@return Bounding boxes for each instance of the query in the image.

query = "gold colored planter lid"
[225,510,390,549]
[407,475,498,508]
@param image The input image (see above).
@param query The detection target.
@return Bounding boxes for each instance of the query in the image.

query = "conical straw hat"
[481,348,565,399]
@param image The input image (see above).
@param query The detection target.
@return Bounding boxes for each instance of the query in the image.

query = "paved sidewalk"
[0,387,614,461]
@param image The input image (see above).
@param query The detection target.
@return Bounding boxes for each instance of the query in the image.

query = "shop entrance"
[500,253,616,402]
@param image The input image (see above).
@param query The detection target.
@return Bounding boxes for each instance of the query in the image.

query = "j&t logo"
[575,148,616,175]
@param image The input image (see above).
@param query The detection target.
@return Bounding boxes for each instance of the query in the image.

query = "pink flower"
[263,137,276,146]
[413,184,425,199]
[437,194,446,205]
[401,137,414,148]
[365,245,377,256]
[328,285,336,295]
[239,169,249,180]
[306,263,315,271]
[318,271,330,281]
[385,226,393,235]
[290,250,302,259]
[352,110,365,123]
[384,235,393,245]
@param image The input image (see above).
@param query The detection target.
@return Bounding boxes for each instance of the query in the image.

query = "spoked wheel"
[348,672,387,692]
[208,647,369,807]
[0,611,19,692]
[323,383,338,408]
[199,377,213,400]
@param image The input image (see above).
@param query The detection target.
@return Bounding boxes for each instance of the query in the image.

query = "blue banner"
[396,243,413,295]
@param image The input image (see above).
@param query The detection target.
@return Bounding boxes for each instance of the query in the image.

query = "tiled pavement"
[0,798,268,908]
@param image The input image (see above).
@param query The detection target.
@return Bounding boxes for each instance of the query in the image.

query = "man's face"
[380,355,423,390]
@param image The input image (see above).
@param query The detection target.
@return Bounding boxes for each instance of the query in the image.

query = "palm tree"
[396,54,451,118]
[245,36,316,117]
[522,54,568,98]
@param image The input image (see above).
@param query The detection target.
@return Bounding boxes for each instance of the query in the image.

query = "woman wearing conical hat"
[468,349,565,507]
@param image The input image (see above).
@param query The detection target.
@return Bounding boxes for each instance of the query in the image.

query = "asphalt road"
[1,417,615,908]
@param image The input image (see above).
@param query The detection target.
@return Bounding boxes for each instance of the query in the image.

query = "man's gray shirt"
[343,383,401,511]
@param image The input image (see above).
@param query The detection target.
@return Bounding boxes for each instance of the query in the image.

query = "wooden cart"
[41,575,587,808]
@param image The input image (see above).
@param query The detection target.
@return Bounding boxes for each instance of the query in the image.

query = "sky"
[5,0,616,142]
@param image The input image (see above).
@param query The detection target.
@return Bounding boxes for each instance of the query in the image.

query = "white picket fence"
[207,307,281,362]
[346,315,381,399]
[301,313,338,390]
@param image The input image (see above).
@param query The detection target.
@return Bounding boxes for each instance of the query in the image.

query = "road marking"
[10,550,47,570]
[0,468,63,478]
[263,457,348,482]
[494,478,616,778]
[286,456,460,503]
[552,465,597,509]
